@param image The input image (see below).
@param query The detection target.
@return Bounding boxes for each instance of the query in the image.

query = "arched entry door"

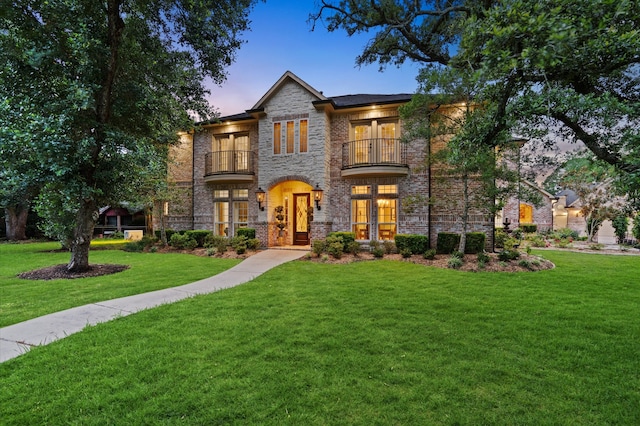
[268,180,313,246]
[293,193,310,245]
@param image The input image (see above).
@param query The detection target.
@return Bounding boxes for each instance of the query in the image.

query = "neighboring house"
[162,71,495,248]
[498,180,554,232]
[553,189,636,244]
[95,205,148,238]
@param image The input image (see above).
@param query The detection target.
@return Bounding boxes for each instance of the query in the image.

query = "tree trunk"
[5,205,29,240]
[458,174,469,253]
[67,200,97,272]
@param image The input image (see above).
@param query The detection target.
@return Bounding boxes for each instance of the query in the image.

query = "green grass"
[1,249,639,424]
[0,241,240,327]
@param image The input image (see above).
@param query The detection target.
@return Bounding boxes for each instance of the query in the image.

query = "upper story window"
[273,116,309,155]
[210,134,250,174]
[378,184,398,195]
[349,119,400,165]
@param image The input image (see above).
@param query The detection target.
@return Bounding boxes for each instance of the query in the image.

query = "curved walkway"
[0,249,307,363]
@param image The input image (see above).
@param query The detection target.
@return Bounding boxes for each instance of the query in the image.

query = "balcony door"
[293,194,310,245]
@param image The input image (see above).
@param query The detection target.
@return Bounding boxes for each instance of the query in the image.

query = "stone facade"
[164,71,498,250]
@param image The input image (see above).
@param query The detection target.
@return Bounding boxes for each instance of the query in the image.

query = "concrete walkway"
[0,249,307,363]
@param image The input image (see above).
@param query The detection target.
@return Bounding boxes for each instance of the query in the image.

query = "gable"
[251,71,327,110]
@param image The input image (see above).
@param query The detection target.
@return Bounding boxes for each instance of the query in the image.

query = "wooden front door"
[293,193,310,245]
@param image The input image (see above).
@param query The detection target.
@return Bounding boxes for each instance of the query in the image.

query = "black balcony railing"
[342,138,407,169]
[205,150,254,176]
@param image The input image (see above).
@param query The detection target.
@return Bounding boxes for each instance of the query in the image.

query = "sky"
[206,0,422,117]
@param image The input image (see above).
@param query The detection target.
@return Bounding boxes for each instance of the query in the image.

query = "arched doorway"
[267,180,313,246]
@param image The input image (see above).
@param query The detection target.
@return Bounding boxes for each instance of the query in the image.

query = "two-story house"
[164,71,494,248]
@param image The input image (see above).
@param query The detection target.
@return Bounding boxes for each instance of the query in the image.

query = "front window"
[213,202,229,236]
[286,121,295,154]
[273,123,282,154]
[520,203,533,224]
[300,119,308,153]
[213,189,248,236]
[351,199,371,240]
[377,199,397,240]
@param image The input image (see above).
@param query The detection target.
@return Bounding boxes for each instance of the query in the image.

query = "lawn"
[0,249,639,424]
[0,241,240,327]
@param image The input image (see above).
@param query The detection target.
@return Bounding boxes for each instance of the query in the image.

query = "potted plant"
[274,206,286,237]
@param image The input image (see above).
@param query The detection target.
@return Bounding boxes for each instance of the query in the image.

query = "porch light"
[312,184,324,211]
[256,187,265,211]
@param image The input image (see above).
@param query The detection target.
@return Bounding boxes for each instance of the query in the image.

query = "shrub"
[477,251,490,264]
[169,233,197,250]
[400,248,412,258]
[527,234,547,247]
[312,239,327,256]
[383,240,396,254]
[611,215,628,244]
[451,250,464,259]
[518,259,533,270]
[498,249,520,261]
[589,243,605,250]
[494,228,508,249]
[554,228,579,240]
[423,249,436,260]
[123,236,155,252]
[155,229,179,241]
[236,228,256,240]
[123,241,145,252]
[246,238,261,250]
[346,241,361,256]
[520,223,537,233]
[327,232,356,250]
[204,234,228,254]
[464,232,486,254]
[110,231,125,239]
[395,234,429,255]
[447,256,463,269]
[372,247,385,258]
[327,241,344,259]
[436,232,460,254]
[230,236,248,254]
[185,230,212,247]
[633,213,640,241]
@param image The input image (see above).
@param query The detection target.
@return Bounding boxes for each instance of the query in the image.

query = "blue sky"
[206,0,421,116]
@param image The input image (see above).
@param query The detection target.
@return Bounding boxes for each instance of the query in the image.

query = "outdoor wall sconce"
[255,187,265,211]
[311,184,324,211]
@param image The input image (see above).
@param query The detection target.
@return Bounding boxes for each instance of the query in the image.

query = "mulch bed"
[18,264,130,280]
[300,251,555,272]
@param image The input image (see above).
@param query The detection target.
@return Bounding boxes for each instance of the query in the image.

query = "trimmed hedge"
[185,230,212,247]
[464,232,486,254]
[436,232,461,254]
[520,223,537,233]
[327,232,356,249]
[394,234,429,255]
[236,228,256,239]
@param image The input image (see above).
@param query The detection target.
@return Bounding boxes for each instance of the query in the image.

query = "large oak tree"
[312,0,640,204]
[1,0,258,270]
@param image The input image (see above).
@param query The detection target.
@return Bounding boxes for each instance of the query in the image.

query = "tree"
[554,157,626,242]
[1,0,258,270]
[312,0,640,203]
[400,67,522,252]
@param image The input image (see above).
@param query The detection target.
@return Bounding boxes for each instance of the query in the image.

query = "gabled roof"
[556,189,580,207]
[251,70,328,110]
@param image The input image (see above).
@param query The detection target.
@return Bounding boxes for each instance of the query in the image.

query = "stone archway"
[266,178,313,247]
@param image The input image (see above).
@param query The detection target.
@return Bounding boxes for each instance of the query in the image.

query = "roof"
[555,189,580,207]
[325,93,414,108]
[198,71,415,126]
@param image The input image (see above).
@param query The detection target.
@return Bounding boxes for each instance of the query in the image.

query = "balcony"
[204,150,255,183]
[341,139,409,178]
